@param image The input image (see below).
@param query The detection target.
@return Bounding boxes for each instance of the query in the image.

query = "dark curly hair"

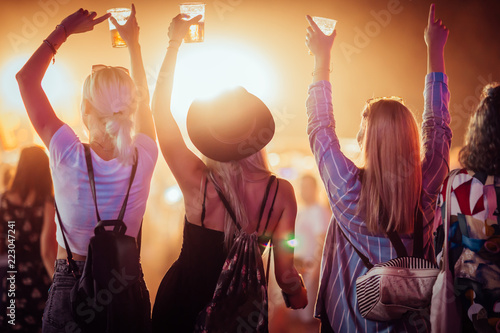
[459,83,500,175]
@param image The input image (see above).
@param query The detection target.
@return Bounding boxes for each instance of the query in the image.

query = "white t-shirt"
[49,124,158,255]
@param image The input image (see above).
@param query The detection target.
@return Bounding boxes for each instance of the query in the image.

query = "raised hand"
[110,4,139,47]
[424,4,449,50]
[305,15,336,58]
[424,4,448,74]
[167,14,202,44]
[60,8,110,36]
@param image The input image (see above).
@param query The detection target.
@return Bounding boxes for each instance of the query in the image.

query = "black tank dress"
[152,180,226,333]
[152,177,277,332]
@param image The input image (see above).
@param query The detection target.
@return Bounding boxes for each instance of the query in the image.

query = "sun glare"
[169,39,276,125]
[0,56,75,114]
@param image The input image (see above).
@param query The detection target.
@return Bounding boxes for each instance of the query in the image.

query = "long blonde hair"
[358,98,422,234]
[81,67,137,165]
[205,150,271,248]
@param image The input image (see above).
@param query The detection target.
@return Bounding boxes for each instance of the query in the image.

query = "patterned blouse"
[434,169,500,332]
[0,194,52,332]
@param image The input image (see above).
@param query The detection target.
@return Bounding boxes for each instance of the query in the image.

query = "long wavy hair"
[205,149,271,248]
[358,98,422,234]
[9,146,53,205]
[459,83,500,175]
[81,67,137,165]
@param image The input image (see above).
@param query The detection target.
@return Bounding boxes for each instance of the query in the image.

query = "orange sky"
[1,0,499,152]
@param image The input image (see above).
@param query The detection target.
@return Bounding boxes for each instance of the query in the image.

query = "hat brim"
[187,87,275,162]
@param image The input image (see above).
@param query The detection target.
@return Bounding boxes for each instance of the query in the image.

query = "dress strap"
[201,177,208,227]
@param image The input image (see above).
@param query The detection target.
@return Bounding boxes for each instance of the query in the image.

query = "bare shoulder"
[275,177,297,210]
[276,177,295,196]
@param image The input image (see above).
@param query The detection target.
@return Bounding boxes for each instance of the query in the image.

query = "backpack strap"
[83,144,101,221]
[412,207,424,258]
[263,179,279,235]
[339,226,374,269]
[55,202,81,277]
[385,231,409,258]
[256,175,277,232]
[259,177,279,286]
[83,144,138,222]
[212,181,241,231]
[385,205,424,258]
[201,177,209,227]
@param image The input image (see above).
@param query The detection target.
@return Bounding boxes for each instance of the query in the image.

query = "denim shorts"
[42,259,85,333]
[42,259,152,333]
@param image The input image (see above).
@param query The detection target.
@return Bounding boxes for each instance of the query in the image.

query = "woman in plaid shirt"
[305,4,451,332]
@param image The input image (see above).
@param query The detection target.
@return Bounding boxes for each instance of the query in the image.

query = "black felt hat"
[187,87,275,162]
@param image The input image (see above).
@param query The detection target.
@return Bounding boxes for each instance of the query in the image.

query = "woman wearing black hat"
[151,14,308,332]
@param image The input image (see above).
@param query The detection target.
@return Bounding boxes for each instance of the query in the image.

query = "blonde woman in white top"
[16,6,157,332]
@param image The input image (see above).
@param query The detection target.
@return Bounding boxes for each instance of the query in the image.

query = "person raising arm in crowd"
[305,4,451,332]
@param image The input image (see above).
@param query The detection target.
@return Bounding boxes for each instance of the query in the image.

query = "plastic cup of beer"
[107,8,131,48]
[179,2,205,43]
[312,16,337,36]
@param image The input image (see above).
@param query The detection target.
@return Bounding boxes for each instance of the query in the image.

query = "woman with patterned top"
[0,146,56,332]
[434,83,500,332]
[305,4,451,332]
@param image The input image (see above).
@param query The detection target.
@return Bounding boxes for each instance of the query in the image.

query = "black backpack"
[195,176,279,333]
[56,144,151,332]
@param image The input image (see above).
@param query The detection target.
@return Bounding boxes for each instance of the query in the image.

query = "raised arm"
[271,180,308,309]
[424,3,449,74]
[152,14,206,192]
[306,15,335,84]
[110,4,155,140]
[421,4,452,205]
[305,15,361,217]
[16,9,110,147]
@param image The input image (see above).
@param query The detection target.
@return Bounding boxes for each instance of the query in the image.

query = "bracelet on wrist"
[312,68,332,76]
[56,24,68,41]
[43,39,57,64]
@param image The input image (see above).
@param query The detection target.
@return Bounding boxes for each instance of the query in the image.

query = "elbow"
[16,69,30,87]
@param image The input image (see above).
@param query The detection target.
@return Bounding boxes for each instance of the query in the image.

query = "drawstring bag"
[340,207,439,321]
[56,145,151,332]
[195,176,279,333]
